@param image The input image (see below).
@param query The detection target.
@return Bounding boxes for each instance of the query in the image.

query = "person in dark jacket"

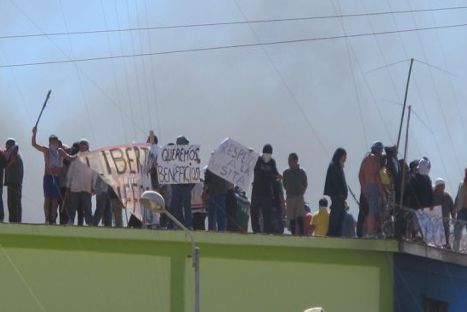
[403,158,433,239]
[4,139,23,223]
[324,148,348,237]
[250,144,280,233]
[204,169,230,232]
[0,148,6,222]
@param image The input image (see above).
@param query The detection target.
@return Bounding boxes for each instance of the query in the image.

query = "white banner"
[82,143,152,220]
[157,145,201,184]
[415,205,446,247]
[208,138,259,191]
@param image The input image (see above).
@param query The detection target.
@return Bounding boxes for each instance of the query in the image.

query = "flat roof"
[0,223,465,266]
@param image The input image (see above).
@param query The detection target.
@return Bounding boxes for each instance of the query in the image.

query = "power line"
[2,22,467,69]
[1,5,467,40]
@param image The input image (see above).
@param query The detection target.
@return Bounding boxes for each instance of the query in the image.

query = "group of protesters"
[1,129,467,251]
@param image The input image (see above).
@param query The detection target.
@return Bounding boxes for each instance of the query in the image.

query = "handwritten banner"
[157,145,201,184]
[82,143,152,220]
[208,138,259,191]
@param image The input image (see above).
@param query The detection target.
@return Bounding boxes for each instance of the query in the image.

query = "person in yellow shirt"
[311,198,330,236]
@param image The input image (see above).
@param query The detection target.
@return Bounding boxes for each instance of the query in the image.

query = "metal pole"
[163,210,200,312]
[194,247,200,312]
[396,58,414,151]
[399,105,412,209]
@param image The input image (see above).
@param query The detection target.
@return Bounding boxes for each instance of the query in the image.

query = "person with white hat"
[433,178,454,248]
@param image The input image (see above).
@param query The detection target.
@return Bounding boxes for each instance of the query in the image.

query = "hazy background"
[1,0,467,223]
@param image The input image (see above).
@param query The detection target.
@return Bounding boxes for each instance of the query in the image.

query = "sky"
[1,0,467,224]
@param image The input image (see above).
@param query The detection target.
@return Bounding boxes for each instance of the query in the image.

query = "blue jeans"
[170,185,193,229]
[208,195,226,232]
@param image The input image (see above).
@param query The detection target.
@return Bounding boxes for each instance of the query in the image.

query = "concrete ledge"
[399,241,467,266]
[0,223,399,252]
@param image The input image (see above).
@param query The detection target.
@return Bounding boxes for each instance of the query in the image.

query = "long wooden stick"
[34,89,52,128]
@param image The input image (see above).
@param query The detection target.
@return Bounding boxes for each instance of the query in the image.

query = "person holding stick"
[32,126,75,224]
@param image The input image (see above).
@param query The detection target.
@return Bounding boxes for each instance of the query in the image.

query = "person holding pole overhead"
[32,126,75,224]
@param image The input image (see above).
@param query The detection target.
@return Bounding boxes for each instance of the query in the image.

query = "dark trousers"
[193,213,206,231]
[58,187,69,225]
[0,188,4,222]
[225,189,238,232]
[251,195,273,233]
[357,193,368,238]
[93,193,112,227]
[7,184,22,223]
[208,195,226,232]
[170,185,193,229]
[68,192,92,225]
[290,217,305,236]
[327,196,345,237]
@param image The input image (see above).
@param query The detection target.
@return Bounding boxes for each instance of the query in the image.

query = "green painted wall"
[0,225,396,312]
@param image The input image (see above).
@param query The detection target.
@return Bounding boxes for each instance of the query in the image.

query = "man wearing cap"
[4,139,23,222]
[251,144,280,233]
[433,178,454,247]
[66,139,96,226]
[359,142,385,237]
[32,126,75,224]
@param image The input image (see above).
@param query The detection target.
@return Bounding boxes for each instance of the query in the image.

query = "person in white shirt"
[66,139,97,225]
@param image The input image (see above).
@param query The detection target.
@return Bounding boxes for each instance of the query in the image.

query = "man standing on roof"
[453,169,467,251]
[66,139,96,226]
[0,148,6,222]
[169,136,194,229]
[32,126,75,224]
[359,142,385,238]
[324,148,348,237]
[251,144,281,234]
[4,138,23,223]
[433,178,454,248]
[283,153,308,236]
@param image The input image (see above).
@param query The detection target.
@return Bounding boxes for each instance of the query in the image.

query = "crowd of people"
[0,129,467,251]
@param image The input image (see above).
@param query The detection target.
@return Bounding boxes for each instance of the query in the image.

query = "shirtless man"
[32,126,75,224]
[359,142,385,237]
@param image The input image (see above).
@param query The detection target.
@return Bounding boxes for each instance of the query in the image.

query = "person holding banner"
[32,127,76,224]
[169,136,194,229]
[251,144,280,234]
[204,169,230,232]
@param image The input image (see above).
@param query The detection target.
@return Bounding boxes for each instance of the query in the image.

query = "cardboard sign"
[157,145,201,184]
[208,138,259,190]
